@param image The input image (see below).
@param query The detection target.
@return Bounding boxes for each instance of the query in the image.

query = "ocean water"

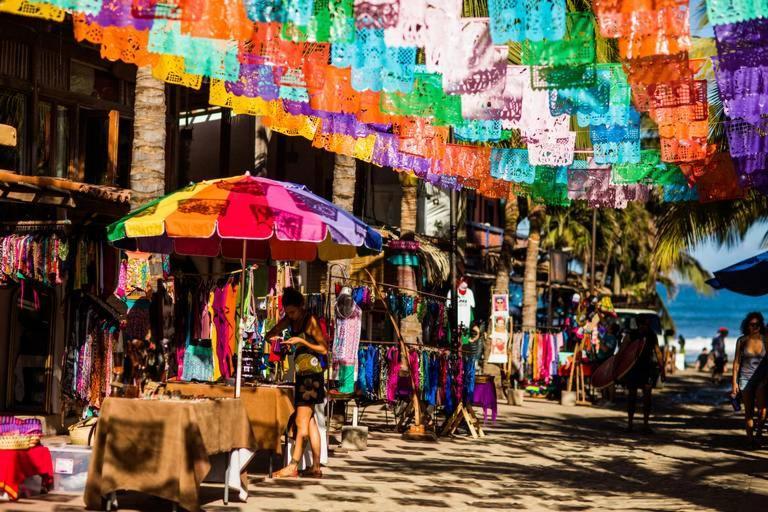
[662,284,768,364]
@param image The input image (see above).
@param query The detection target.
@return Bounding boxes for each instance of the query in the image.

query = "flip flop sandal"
[299,468,323,479]
[272,466,299,479]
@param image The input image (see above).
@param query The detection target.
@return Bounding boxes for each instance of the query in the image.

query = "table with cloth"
[472,376,498,424]
[84,397,255,512]
[165,382,294,454]
[0,445,53,500]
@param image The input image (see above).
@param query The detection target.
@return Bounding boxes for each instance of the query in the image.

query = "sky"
[690,0,714,38]
[688,222,768,273]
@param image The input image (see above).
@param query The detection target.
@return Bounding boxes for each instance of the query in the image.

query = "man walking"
[712,327,729,385]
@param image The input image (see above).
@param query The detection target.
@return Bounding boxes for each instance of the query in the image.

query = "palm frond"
[670,251,714,294]
[692,0,710,30]
[653,191,768,271]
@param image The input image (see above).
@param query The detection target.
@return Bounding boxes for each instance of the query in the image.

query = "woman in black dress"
[622,315,665,433]
[267,287,329,478]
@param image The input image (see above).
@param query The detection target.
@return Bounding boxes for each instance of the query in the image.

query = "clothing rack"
[518,325,563,333]
[360,339,478,356]
[328,273,447,302]
[0,220,72,233]
[172,264,258,278]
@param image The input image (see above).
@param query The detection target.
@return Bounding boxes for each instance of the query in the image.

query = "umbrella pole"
[235,240,247,399]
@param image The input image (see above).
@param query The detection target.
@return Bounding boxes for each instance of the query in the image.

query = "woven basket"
[0,433,41,450]
[68,417,98,446]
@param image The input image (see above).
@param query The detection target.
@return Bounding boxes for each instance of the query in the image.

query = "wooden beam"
[107,110,119,185]
[0,124,17,147]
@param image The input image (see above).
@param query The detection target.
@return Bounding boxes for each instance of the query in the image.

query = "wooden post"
[107,110,119,185]
[567,342,577,392]
[364,270,427,438]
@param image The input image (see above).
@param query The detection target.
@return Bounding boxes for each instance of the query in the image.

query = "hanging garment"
[333,298,362,365]
[124,298,151,341]
[209,289,222,381]
[426,354,439,406]
[386,346,400,402]
[182,339,214,382]
[212,283,234,379]
[464,354,477,399]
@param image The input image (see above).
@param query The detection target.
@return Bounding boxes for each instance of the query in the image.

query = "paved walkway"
[6,371,768,511]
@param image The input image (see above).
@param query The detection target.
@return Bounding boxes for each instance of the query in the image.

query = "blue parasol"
[707,251,768,296]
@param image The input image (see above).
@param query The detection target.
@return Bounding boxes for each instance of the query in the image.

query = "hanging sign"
[488,293,509,364]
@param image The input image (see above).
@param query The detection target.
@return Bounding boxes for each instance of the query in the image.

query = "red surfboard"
[591,356,616,390]
[613,338,646,381]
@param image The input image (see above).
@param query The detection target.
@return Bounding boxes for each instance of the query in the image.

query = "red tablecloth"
[0,445,53,500]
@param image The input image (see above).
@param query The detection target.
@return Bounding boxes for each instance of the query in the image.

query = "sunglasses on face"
[749,322,761,328]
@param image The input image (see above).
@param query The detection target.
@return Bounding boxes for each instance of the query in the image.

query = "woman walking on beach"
[731,312,768,447]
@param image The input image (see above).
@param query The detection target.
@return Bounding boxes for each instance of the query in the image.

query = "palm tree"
[399,173,418,233]
[254,117,271,176]
[331,154,356,213]
[653,193,768,277]
[130,67,166,209]
[494,196,520,293]
[326,154,358,291]
[522,201,546,327]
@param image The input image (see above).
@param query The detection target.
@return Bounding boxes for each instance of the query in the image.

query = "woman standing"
[731,312,768,447]
[268,287,329,478]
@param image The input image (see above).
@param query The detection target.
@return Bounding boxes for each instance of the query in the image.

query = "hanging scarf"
[385,346,400,402]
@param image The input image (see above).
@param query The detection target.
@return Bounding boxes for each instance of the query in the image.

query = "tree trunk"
[522,203,546,329]
[324,154,357,293]
[254,117,271,176]
[613,261,623,296]
[495,196,520,293]
[399,173,418,233]
[331,154,356,213]
[130,67,166,209]
[599,241,615,290]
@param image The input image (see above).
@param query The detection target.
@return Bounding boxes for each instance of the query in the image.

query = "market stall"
[78,173,382,509]
[327,272,484,439]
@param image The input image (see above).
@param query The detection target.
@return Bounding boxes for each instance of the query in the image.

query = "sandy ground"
[5,370,768,512]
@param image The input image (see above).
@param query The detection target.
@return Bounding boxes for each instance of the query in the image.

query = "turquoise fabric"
[488,0,567,43]
[337,364,356,393]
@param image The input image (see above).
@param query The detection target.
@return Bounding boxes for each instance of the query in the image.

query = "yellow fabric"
[0,0,65,20]
[263,108,320,141]
[311,132,376,162]
[209,291,221,381]
[152,55,203,90]
[209,79,276,117]
[123,180,210,238]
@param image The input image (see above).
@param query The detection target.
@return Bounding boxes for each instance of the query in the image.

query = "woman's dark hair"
[282,287,305,308]
[741,312,766,336]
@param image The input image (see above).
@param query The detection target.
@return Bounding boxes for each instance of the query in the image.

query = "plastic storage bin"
[49,445,91,493]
